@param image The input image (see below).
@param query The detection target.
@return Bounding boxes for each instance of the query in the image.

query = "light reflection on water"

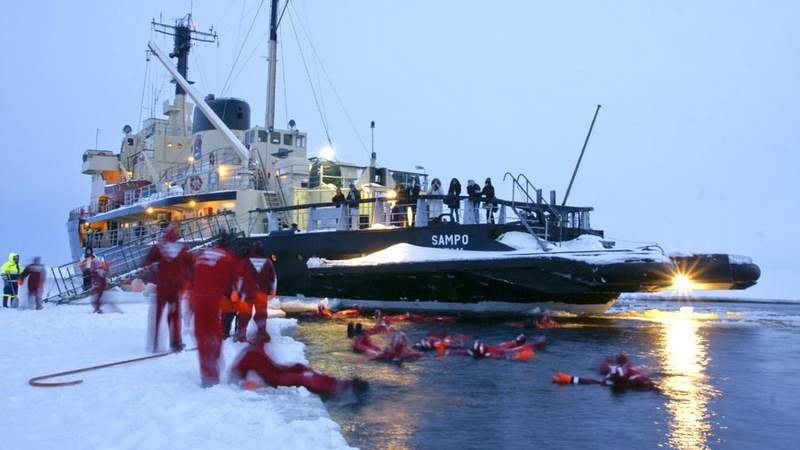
[657,315,718,450]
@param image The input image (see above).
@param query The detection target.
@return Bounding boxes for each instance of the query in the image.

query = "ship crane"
[147,40,251,163]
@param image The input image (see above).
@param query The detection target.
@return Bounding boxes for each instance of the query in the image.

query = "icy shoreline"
[0,292,354,450]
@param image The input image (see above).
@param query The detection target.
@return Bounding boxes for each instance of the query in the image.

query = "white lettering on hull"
[431,234,470,249]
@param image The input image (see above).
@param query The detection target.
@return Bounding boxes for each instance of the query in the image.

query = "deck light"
[188,156,195,163]
[146,207,154,214]
[189,200,196,207]
[319,145,335,160]
[384,190,397,200]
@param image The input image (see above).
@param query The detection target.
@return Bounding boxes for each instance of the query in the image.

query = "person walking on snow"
[77,248,95,292]
[90,258,109,313]
[144,224,192,352]
[2,252,22,307]
[18,257,46,310]
[190,240,239,387]
[235,242,276,342]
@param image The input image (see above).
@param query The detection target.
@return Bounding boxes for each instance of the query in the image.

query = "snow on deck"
[0,292,354,450]
[308,232,670,269]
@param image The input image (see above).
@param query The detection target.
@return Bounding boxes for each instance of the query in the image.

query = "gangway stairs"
[503,173,564,250]
[45,212,240,304]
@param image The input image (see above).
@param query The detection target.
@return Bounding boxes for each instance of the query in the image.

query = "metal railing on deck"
[46,211,240,304]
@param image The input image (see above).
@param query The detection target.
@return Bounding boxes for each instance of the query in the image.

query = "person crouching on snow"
[144,224,192,352]
[229,336,368,398]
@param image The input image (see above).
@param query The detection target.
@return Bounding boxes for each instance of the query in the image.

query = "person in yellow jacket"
[2,252,22,307]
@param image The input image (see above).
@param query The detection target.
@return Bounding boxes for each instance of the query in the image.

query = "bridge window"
[270,132,281,144]
[296,135,306,148]
[283,134,293,146]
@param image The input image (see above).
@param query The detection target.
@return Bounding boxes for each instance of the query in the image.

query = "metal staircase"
[503,173,564,250]
[46,212,240,304]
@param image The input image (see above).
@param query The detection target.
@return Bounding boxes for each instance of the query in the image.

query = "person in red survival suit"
[190,240,238,387]
[91,258,109,313]
[414,332,471,354]
[229,336,369,398]
[144,224,192,352]
[466,334,545,361]
[534,315,561,329]
[318,303,363,319]
[347,320,393,338]
[19,257,46,310]
[551,353,655,389]
[373,309,456,324]
[235,243,276,342]
[353,330,421,362]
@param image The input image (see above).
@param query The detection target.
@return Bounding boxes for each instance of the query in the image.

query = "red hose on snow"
[29,348,196,387]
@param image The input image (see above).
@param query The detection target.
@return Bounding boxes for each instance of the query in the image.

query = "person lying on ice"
[551,353,655,389]
[352,329,421,362]
[229,336,368,398]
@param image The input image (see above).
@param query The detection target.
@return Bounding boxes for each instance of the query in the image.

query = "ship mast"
[265,0,280,131]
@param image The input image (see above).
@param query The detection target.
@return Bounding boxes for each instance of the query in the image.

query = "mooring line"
[29,348,197,388]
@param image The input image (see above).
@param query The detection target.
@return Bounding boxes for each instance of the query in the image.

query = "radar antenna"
[151,14,218,96]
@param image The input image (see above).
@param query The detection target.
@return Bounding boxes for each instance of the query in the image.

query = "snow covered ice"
[0,290,354,450]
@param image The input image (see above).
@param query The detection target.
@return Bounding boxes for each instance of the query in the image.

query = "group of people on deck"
[329,177,499,229]
[139,224,366,396]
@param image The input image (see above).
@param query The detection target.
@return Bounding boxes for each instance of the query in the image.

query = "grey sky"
[0,1,797,298]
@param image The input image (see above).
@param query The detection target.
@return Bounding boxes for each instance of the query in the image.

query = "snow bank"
[309,232,669,268]
[0,298,354,450]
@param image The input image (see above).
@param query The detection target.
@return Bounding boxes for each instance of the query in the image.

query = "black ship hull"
[238,222,761,313]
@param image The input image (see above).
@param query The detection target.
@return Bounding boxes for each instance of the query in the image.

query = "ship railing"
[246,193,591,237]
[46,211,240,304]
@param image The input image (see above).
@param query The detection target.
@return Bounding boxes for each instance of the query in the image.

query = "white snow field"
[0,292,354,450]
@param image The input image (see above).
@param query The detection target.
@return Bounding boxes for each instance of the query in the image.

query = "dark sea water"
[293,298,800,450]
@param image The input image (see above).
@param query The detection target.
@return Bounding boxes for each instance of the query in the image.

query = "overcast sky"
[0,1,797,298]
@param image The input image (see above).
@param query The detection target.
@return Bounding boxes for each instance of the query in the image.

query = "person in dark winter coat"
[331,187,345,206]
[482,178,497,224]
[445,178,462,222]
[466,180,482,223]
[391,184,408,226]
[346,183,361,229]
[19,257,46,310]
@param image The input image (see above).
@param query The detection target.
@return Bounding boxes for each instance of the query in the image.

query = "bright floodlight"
[671,274,693,291]
[319,145,335,160]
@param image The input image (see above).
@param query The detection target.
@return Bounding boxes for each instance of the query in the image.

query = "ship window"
[258,130,268,142]
[270,132,281,144]
[296,135,306,148]
[127,138,134,146]
[283,134,293,146]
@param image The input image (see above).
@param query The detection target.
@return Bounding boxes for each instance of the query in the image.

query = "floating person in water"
[230,336,368,398]
[373,309,457,324]
[414,332,470,354]
[317,304,363,319]
[347,320,393,338]
[351,328,421,362]
[551,353,655,389]
[535,315,562,329]
[465,334,546,361]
